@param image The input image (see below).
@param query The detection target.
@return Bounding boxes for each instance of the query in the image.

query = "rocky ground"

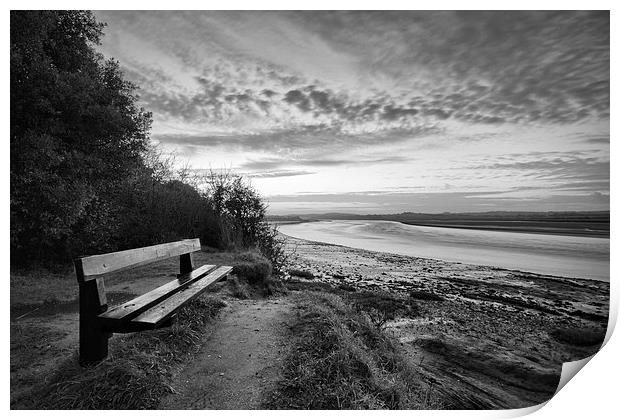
[283,236,610,408]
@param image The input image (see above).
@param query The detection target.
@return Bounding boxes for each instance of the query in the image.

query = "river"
[277,220,610,281]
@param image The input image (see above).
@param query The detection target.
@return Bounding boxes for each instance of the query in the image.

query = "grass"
[10,248,288,409]
[228,275,251,299]
[231,251,288,297]
[10,267,77,305]
[265,291,439,409]
[232,251,272,284]
[286,279,340,293]
[12,295,226,409]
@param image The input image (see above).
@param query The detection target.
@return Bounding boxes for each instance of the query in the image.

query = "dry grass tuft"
[232,251,287,297]
[265,291,438,409]
[232,251,272,285]
[228,275,251,299]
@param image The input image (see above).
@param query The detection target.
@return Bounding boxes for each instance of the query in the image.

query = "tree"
[10,11,152,263]
[10,11,284,270]
[205,171,267,246]
[204,170,289,272]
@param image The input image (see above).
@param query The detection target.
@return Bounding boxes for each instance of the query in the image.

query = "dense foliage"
[11,11,151,261]
[10,11,285,269]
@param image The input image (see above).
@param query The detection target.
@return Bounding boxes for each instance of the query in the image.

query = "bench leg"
[79,279,109,365]
[159,313,178,329]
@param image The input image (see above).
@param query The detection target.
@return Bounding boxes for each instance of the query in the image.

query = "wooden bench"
[74,238,232,365]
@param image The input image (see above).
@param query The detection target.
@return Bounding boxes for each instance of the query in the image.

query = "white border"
[3,3,617,419]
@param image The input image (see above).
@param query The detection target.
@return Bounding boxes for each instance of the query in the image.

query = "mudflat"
[284,236,609,408]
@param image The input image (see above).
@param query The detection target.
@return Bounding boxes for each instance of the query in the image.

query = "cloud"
[283,11,609,124]
[239,155,411,171]
[245,170,316,178]
[265,190,610,214]
[282,86,424,123]
[468,156,608,179]
[459,154,609,196]
[583,136,610,145]
[98,10,609,134]
[94,11,610,213]
[283,89,312,112]
[154,123,439,156]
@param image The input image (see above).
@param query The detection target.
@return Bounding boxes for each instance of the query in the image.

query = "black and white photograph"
[8,5,613,413]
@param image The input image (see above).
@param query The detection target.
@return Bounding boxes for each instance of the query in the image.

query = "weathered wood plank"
[99,264,216,323]
[76,239,201,281]
[129,265,233,329]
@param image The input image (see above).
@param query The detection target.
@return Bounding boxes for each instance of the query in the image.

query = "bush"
[256,223,291,274]
[203,171,291,273]
[232,251,272,285]
[348,290,420,328]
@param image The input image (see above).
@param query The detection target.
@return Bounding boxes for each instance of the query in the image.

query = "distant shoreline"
[271,218,610,239]
[279,233,607,282]
[397,221,609,238]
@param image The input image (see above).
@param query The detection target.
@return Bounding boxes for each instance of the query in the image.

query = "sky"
[94,10,609,215]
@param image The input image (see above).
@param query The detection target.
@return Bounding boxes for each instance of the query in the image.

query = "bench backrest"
[74,239,201,282]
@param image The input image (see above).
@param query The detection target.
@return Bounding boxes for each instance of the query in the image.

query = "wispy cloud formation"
[239,155,411,171]
[95,10,609,213]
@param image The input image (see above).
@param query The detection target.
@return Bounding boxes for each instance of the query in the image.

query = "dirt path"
[160,296,294,409]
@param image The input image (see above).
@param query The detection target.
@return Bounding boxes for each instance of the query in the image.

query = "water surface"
[278,220,610,281]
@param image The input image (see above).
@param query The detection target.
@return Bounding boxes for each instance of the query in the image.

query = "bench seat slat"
[99,264,216,322]
[128,265,233,329]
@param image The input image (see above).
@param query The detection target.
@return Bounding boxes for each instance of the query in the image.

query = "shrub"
[348,290,420,329]
[203,170,292,273]
[232,251,272,285]
[256,223,291,274]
